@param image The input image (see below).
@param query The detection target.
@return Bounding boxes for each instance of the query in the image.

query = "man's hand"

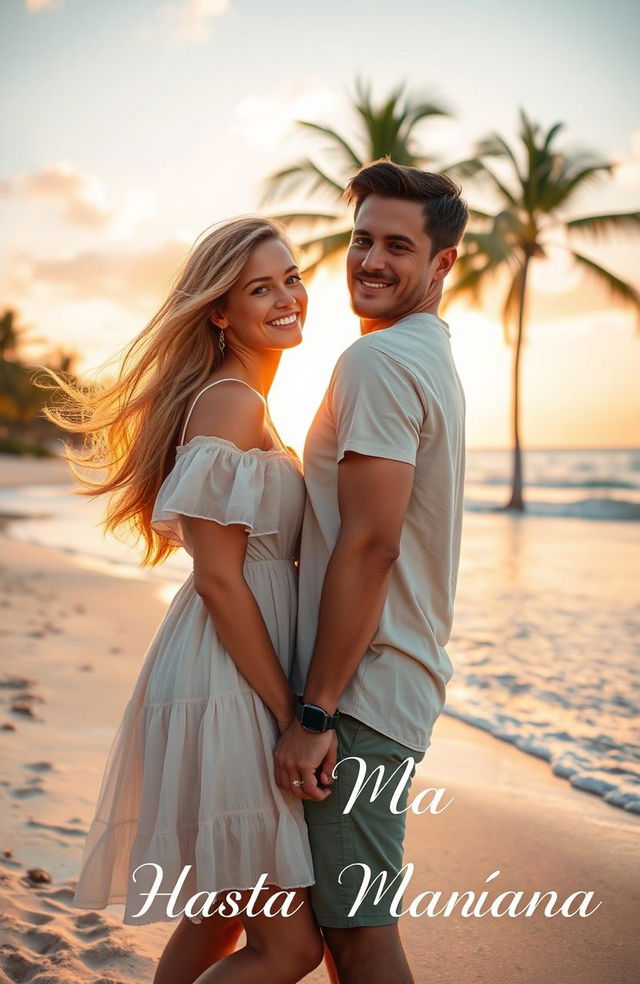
[274,720,337,801]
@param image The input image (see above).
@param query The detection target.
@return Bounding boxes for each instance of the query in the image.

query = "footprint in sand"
[11,781,46,799]
[36,898,72,915]
[36,885,76,902]
[82,938,136,967]
[10,702,38,719]
[27,819,87,838]
[17,908,55,926]
[0,676,36,690]
[74,911,112,940]
[0,947,40,983]
[25,762,54,774]
[24,927,72,956]
[10,693,46,721]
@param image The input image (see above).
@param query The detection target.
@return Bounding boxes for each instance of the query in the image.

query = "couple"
[70,159,468,984]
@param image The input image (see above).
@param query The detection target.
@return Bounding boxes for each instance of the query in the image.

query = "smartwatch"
[295,697,340,733]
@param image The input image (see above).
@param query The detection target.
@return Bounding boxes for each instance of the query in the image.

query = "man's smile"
[356,277,395,290]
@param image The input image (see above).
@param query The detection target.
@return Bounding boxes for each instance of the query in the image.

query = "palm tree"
[0,310,30,429]
[444,110,640,511]
[0,309,24,360]
[0,309,80,449]
[262,78,449,274]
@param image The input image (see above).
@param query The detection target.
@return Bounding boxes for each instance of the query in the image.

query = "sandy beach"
[1,461,639,983]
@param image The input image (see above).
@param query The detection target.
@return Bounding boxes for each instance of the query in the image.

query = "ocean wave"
[463,497,640,521]
[466,476,640,491]
[443,707,640,815]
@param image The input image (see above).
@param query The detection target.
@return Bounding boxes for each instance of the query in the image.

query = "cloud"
[233,84,344,152]
[156,0,229,44]
[10,238,192,310]
[3,163,156,237]
[25,0,64,11]
[24,164,111,228]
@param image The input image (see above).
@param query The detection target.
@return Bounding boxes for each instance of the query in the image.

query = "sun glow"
[267,269,640,456]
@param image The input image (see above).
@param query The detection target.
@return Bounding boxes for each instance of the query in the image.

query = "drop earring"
[218,329,226,358]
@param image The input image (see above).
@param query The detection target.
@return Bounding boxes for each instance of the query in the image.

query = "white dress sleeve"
[151,436,282,547]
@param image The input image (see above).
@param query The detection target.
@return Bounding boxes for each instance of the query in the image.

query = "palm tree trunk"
[505,257,530,511]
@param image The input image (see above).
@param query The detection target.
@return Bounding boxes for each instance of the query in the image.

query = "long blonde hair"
[44,215,290,565]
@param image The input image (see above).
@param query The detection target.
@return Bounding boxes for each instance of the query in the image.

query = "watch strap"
[295,698,340,733]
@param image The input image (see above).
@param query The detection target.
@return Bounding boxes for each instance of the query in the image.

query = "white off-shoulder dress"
[73,381,314,925]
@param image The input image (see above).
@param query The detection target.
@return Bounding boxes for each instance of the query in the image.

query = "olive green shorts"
[303,714,425,928]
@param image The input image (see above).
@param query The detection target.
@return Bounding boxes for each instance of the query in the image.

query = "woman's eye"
[287,274,302,284]
[251,285,269,295]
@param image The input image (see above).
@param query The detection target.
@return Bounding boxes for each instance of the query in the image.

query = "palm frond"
[296,121,362,169]
[566,211,640,240]
[261,158,344,205]
[403,100,449,129]
[542,121,564,153]
[443,158,519,208]
[474,133,524,186]
[539,162,611,212]
[268,211,341,228]
[440,157,485,181]
[569,249,640,324]
[443,259,500,308]
[468,207,498,223]
[298,229,352,278]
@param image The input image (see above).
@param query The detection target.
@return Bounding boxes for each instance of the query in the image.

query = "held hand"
[274,719,334,802]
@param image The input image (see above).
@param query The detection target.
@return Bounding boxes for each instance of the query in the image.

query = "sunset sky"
[1,0,639,451]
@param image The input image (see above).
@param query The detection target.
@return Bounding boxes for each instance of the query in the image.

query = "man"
[274,159,468,984]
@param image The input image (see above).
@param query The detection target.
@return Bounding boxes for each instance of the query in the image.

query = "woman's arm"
[182,381,296,731]
[188,515,296,731]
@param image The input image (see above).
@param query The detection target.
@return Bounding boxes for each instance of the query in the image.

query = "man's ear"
[434,247,457,282]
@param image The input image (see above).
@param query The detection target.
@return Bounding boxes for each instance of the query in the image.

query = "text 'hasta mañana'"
[130,757,602,921]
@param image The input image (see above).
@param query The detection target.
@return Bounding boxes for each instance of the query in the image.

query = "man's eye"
[352,238,370,247]
[390,243,408,251]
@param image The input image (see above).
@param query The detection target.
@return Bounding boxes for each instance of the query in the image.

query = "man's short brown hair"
[345,158,468,257]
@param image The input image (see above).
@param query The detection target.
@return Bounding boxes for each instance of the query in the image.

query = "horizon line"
[466,445,640,453]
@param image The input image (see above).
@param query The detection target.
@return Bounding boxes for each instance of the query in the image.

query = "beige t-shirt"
[293,312,466,752]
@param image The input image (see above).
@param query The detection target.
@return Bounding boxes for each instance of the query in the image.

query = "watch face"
[301,704,327,732]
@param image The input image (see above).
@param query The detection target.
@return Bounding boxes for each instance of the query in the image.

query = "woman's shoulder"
[181,378,267,451]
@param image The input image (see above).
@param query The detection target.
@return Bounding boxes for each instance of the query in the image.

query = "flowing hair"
[42,215,290,566]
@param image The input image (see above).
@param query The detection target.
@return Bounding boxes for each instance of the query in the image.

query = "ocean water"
[464,447,640,520]
[1,447,639,813]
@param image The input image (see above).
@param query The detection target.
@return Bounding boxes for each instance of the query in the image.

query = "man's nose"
[361,245,386,271]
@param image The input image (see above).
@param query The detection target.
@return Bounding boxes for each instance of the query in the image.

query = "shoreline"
[0,456,640,815]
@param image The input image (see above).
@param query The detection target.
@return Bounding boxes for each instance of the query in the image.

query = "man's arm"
[273,451,414,800]
[304,451,414,710]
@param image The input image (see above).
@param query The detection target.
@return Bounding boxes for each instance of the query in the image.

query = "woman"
[48,216,325,983]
